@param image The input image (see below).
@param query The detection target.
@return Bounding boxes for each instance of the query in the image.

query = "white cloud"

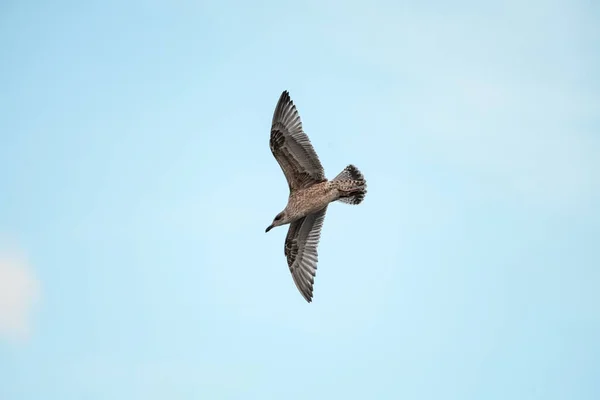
[0,245,40,341]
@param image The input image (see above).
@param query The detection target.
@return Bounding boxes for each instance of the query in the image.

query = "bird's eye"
[275,214,282,221]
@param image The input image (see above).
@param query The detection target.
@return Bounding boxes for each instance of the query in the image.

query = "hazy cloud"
[0,245,40,341]
[311,0,599,211]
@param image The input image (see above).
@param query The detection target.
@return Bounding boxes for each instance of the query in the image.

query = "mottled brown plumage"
[266,90,367,303]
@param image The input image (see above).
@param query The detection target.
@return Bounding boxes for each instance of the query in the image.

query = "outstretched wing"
[284,207,328,302]
[270,90,326,192]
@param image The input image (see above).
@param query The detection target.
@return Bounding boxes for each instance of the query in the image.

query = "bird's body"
[266,90,367,303]
[283,180,360,221]
[284,182,336,221]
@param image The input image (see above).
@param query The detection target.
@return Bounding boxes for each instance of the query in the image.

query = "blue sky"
[1,0,599,398]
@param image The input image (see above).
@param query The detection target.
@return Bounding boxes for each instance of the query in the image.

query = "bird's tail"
[332,164,367,205]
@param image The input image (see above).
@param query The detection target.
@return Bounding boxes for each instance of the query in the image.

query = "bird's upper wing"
[284,207,328,302]
[270,90,326,192]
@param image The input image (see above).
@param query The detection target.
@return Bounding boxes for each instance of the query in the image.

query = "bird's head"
[265,211,286,233]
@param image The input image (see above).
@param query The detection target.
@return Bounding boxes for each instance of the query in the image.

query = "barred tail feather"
[333,164,367,205]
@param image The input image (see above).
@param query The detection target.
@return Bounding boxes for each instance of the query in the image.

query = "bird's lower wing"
[284,207,328,302]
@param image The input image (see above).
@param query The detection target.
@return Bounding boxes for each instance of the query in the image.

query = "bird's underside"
[268,90,366,303]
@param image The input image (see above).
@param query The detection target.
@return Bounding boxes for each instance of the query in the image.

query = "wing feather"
[270,91,326,191]
[284,207,328,302]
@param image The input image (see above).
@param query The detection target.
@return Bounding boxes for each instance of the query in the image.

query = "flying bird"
[266,90,367,302]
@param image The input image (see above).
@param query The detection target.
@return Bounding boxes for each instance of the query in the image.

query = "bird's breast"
[287,182,336,218]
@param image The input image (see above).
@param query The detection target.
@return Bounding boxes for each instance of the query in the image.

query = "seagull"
[265,90,367,303]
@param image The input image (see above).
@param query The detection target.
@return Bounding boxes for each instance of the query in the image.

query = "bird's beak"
[265,224,273,233]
